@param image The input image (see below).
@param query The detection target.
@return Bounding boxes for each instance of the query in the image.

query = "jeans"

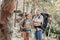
[35,28,43,40]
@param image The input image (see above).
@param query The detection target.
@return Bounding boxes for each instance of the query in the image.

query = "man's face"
[34,10,40,16]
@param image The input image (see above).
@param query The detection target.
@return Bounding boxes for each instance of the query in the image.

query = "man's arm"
[42,16,44,24]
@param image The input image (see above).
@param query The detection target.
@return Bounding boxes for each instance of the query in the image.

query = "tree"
[0,0,17,40]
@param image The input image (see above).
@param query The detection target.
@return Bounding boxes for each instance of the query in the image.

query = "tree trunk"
[0,0,16,40]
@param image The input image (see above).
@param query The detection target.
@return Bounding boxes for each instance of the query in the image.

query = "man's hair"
[35,8,40,13]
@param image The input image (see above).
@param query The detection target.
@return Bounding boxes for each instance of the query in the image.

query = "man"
[32,9,44,40]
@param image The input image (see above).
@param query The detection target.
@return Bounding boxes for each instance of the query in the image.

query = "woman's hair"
[24,12,29,17]
[22,20,26,27]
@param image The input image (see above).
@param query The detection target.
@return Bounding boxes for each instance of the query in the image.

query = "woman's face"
[25,14,30,19]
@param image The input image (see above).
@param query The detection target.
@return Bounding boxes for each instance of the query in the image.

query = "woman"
[21,12,31,40]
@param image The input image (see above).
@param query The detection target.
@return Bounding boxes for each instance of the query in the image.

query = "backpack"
[41,13,49,30]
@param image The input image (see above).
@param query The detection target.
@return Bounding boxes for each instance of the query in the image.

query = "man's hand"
[33,21,42,26]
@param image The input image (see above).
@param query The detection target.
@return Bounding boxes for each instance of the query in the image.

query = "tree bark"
[0,0,16,40]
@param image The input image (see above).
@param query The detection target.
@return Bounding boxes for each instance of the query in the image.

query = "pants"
[35,28,43,40]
